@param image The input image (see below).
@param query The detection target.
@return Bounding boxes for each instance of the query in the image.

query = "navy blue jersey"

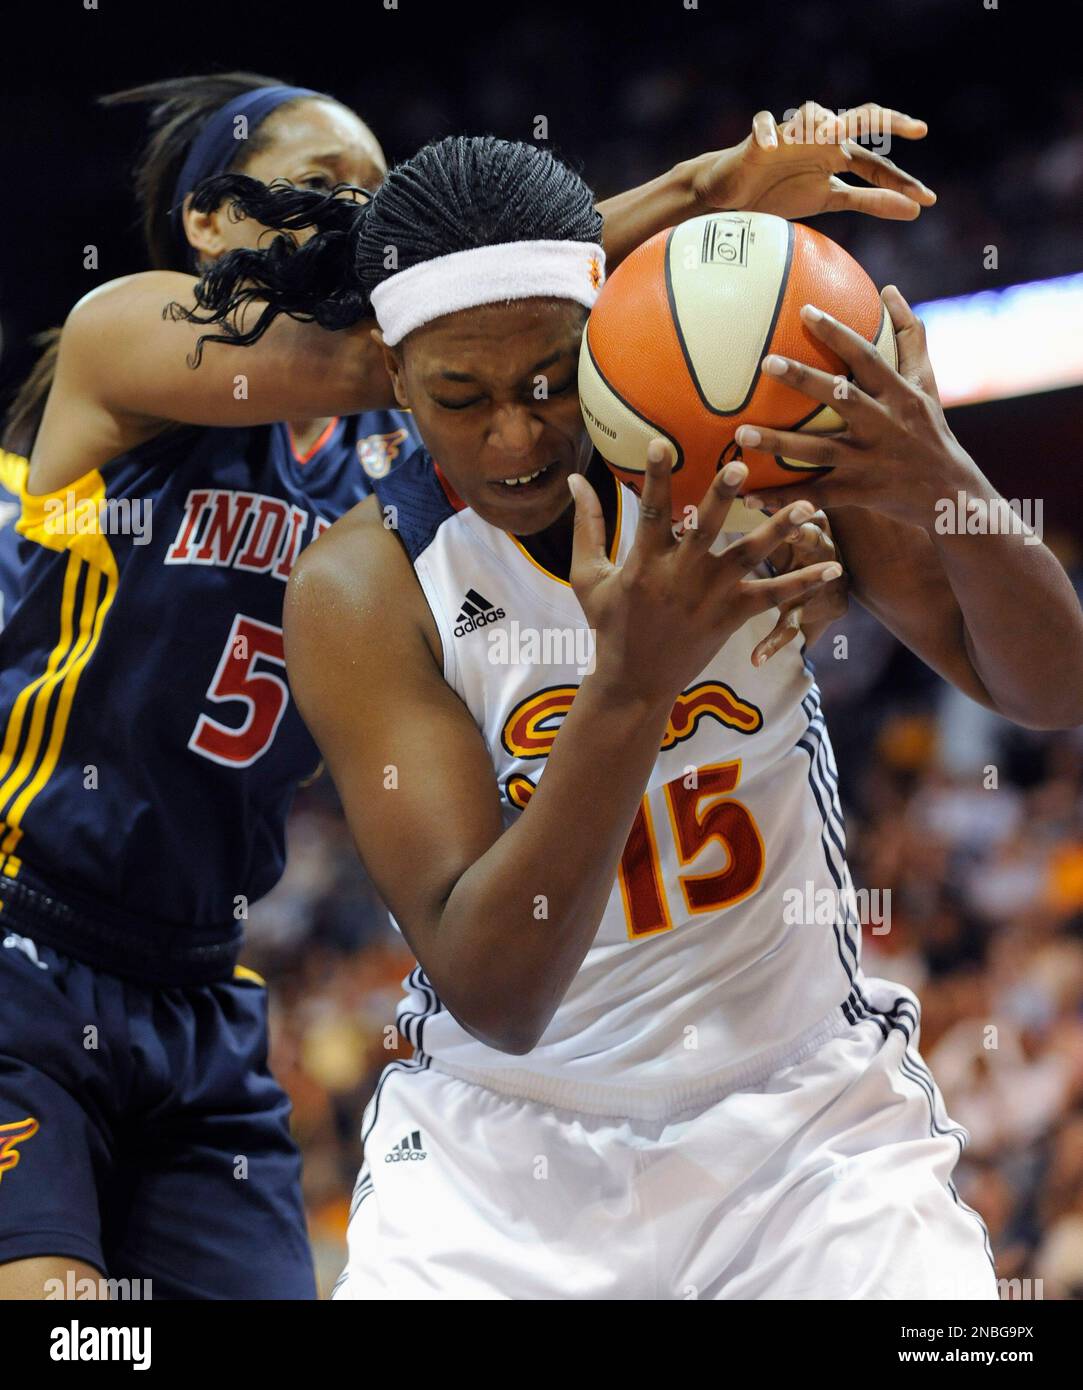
[0,452,27,629]
[0,414,414,977]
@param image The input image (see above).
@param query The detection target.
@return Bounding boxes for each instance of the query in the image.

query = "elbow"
[451,997,549,1057]
[468,1017,546,1057]
[1004,706,1083,733]
[487,1029,543,1057]
[989,686,1083,731]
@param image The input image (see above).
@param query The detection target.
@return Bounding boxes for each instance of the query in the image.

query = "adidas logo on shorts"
[454,588,506,638]
[385,1129,427,1163]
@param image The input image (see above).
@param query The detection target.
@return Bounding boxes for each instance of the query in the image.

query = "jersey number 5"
[189,614,288,767]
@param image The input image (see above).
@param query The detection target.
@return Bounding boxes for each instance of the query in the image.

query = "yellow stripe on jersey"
[4,564,116,837]
[17,465,114,561]
[233,964,268,987]
[0,552,84,799]
[0,470,118,867]
[0,451,28,496]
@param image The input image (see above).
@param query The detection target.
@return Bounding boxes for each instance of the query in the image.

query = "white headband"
[370,239,606,346]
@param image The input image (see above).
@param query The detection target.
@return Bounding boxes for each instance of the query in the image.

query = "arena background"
[2,0,1081,1299]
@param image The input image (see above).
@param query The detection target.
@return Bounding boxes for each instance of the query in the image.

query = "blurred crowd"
[400,3,1083,309]
[244,529,1083,1298]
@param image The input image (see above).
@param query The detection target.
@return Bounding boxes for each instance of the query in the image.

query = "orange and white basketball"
[579,210,896,517]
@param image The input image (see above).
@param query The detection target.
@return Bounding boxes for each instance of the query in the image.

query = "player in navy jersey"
[0,73,416,1300]
[0,453,24,627]
[183,135,1083,1299]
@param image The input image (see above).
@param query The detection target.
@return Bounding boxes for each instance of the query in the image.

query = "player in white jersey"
[184,134,1083,1298]
[370,459,858,1110]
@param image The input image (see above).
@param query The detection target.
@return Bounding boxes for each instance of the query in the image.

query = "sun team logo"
[0,1115,39,1183]
[357,428,412,480]
[501,680,764,811]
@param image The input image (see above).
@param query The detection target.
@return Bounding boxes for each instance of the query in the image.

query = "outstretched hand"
[694,100,936,222]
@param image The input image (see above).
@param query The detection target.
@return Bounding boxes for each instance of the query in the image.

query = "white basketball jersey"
[377,451,863,1120]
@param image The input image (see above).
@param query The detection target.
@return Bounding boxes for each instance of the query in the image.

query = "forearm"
[598,156,712,269]
[73,272,398,432]
[436,676,672,1052]
[829,474,1083,729]
[830,503,997,705]
[925,462,1083,728]
[250,315,397,417]
[176,313,397,422]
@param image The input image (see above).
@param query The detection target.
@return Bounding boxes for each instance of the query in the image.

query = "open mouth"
[491,461,559,492]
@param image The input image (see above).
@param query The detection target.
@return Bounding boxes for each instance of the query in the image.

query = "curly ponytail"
[176,136,604,360]
[173,175,373,361]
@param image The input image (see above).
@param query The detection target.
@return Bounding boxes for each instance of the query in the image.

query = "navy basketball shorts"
[0,930,316,1299]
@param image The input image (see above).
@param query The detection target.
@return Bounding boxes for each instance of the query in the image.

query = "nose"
[486,403,543,457]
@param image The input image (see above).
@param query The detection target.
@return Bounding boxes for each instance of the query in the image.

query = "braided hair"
[178,135,603,362]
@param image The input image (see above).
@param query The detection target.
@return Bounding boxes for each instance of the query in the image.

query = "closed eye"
[432,372,575,411]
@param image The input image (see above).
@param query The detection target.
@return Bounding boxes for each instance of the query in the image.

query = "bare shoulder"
[288,494,406,612]
[286,494,441,668]
[69,270,196,317]
[61,271,198,343]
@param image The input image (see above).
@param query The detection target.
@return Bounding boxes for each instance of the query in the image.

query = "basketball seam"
[662,218,796,418]
[583,332,687,475]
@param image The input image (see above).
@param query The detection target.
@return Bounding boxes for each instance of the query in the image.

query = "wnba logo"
[357,428,411,479]
[386,1130,427,1162]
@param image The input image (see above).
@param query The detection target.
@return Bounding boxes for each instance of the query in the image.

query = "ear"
[182,195,231,262]
[372,328,408,409]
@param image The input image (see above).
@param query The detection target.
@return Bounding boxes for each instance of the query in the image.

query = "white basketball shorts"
[333,976,998,1300]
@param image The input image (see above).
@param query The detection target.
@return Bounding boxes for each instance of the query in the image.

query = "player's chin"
[476,457,574,532]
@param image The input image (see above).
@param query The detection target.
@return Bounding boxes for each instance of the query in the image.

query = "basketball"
[579,210,897,515]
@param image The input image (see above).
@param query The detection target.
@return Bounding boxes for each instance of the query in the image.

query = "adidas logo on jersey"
[385,1130,427,1162]
[454,588,506,637]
